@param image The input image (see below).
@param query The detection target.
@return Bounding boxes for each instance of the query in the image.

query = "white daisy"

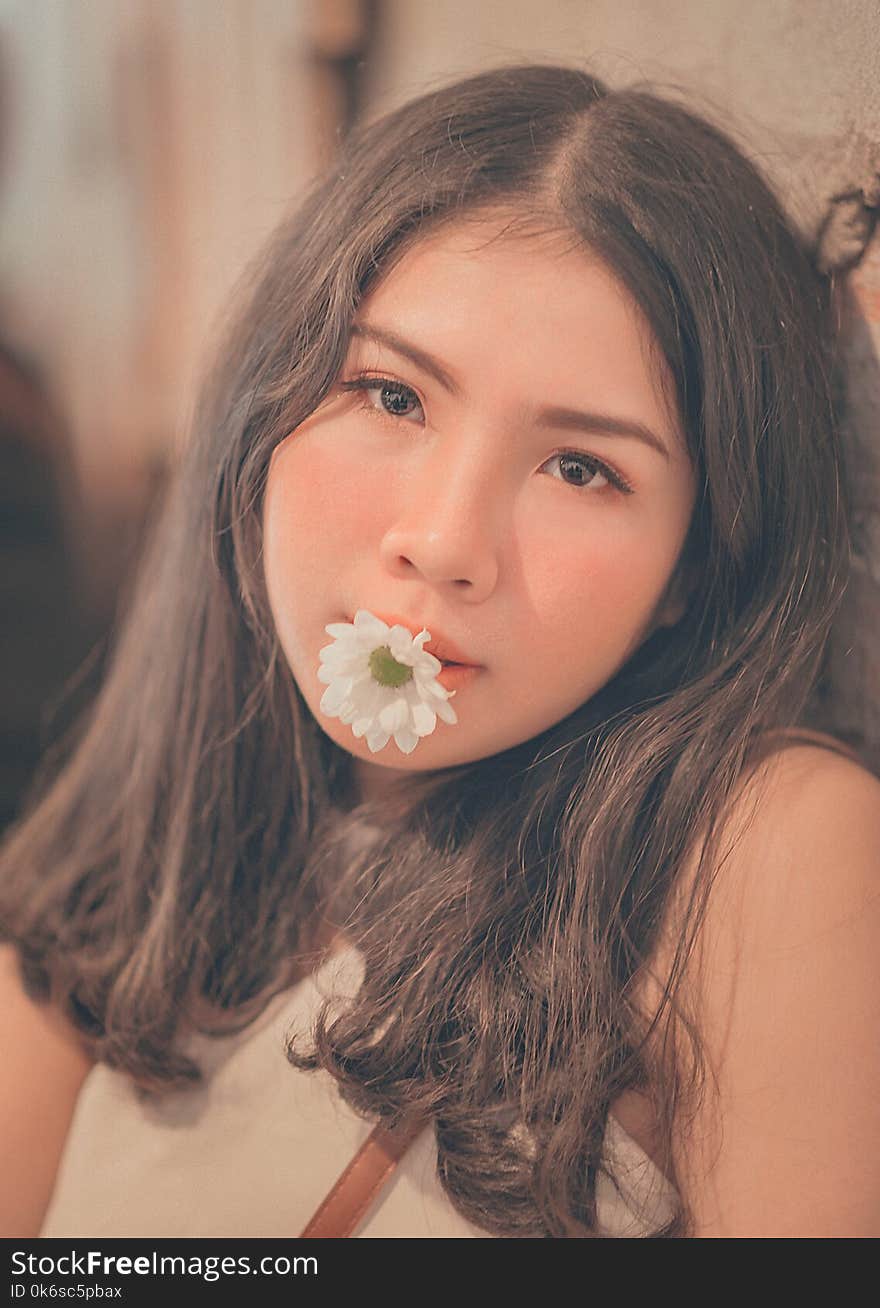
[317,609,458,755]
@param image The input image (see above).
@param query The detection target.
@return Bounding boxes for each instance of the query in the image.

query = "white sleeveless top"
[41,944,679,1238]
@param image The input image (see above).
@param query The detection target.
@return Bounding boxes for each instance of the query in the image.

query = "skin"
[263,215,698,803]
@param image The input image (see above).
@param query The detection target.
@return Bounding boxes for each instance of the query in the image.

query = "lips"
[346,612,480,667]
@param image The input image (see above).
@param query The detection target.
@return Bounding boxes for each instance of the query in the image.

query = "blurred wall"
[0,0,877,765]
[0,0,327,621]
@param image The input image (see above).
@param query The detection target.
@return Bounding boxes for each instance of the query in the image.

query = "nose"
[378,440,503,601]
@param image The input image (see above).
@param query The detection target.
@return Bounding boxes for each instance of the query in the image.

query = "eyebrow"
[349,322,671,461]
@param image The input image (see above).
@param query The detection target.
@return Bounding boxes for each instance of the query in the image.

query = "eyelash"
[337,374,635,496]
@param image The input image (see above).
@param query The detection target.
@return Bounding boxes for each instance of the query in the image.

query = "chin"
[340,732,456,771]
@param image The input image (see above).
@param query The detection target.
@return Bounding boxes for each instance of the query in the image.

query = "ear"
[652,556,697,631]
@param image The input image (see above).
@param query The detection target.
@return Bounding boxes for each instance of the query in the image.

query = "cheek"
[263,431,397,678]
[518,515,677,675]
[265,434,379,575]
[522,515,642,616]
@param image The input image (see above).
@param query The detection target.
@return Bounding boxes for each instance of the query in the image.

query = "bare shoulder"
[701,743,880,943]
[733,737,879,838]
[0,944,95,1061]
[0,944,96,1236]
[668,744,880,1236]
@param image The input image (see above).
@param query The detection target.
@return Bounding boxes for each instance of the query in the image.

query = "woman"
[2,63,878,1238]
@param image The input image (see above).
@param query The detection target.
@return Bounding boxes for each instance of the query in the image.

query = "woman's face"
[263,216,697,791]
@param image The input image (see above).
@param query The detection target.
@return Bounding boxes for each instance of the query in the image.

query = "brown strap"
[299,1115,427,1238]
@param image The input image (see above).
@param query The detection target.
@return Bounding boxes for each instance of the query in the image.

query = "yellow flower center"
[368,645,414,688]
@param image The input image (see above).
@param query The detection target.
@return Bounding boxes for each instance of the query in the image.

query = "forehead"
[366,213,618,308]
[356,214,683,447]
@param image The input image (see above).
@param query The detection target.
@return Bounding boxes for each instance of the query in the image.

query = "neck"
[351,757,410,808]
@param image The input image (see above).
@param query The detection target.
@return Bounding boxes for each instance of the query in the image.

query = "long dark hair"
[0,64,852,1236]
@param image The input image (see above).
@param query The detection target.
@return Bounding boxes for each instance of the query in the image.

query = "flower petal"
[361,681,386,715]
[320,679,351,714]
[434,698,458,725]
[419,677,452,703]
[379,697,409,734]
[319,644,353,664]
[319,648,364,675]
[393,725,420,754]
[412,645,442,674]
[410,700,437,736]
[354,610,389,642]
[366,726,391,753]
[386,625,416,662]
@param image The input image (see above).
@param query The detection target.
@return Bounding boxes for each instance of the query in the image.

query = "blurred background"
[1,0,878,829]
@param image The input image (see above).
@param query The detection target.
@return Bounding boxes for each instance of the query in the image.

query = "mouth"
[344,612,482,670]
[435,661,481,690]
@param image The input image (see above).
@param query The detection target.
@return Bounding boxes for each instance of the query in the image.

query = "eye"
[542,450,633,495]
[336,375,633,495]
[338,376,424,423]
